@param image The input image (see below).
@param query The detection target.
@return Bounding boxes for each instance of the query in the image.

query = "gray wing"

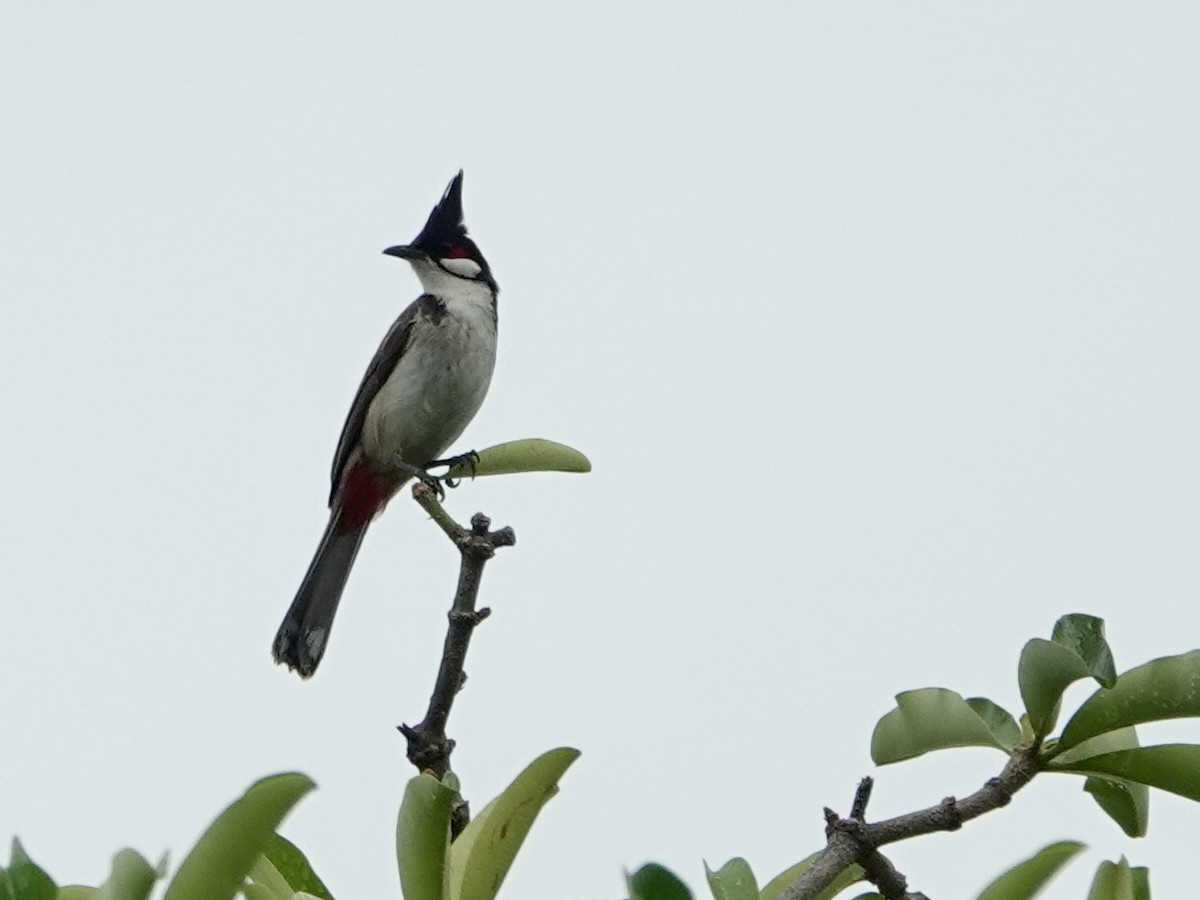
[327,295,436,506]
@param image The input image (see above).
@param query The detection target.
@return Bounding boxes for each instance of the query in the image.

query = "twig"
[780,744,1042,900]
[398,482,515,834]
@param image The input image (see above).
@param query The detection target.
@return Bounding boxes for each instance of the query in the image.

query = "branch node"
[938,796,964,830]
[470,512,491,535]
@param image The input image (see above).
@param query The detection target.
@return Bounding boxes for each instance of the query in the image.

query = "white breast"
[362,282,497,470]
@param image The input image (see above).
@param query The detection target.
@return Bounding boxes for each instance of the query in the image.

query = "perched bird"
[273,171,499,677]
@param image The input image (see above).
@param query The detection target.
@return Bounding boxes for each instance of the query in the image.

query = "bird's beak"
[383,244,426,261]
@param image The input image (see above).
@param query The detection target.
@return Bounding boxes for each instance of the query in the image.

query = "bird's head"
[383,171,497,294]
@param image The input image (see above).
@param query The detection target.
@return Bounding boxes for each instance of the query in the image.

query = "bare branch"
[398,482,515,834]
[780,744,1042,900]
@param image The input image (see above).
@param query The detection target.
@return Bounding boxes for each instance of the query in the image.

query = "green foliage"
[253,834,334,900]
[1051,727,1150,838]
[396,772,458,900]
[1057,650,1200,751]
[872,613,1200,841]
[704,858,757,900]
[1086,857,1150,900]
[444,439,591,479]
[446,748,579,900]
[3,839,56,900]
[1018,614,1116,738]
[11,613,1200,900]
[871,689,1019,763]
[163,772,314,900]
[975,840,1085,899]
[628,864,693,900]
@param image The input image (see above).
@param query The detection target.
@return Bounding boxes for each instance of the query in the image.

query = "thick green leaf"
[872,689,1019,763]
[1056,744,1200,803]
[966,698,1022,747]
[246,856,293,900]
[448,748,579,900]
[1019,616,1116,738]
[757,856,863,900]
[445,439,591,479]
[1131,867,1151,900]
[162,773,315,900]
[1086,858,1149,900]
[704,858,757,900]
[56,889,99,900]
[1059,650,1200,751]
[1083,777,1149,838]
[87,848,159,900]
[1046,726,1149,837]
[256,834,333,900]
[628,864,693,900]
[1051,616,1117,686]
[7,840,56,900]
[975,840,1086,899]
[397,772,457,900]
[1018,641,1096,738]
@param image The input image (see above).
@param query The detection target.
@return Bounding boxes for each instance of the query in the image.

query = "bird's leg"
[426,450,480,488]
[391,456,447,501]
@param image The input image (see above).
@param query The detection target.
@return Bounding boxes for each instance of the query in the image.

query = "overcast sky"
[3,4,1200,898]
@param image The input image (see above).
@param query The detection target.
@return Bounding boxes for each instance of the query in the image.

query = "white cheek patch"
[440,257,482,279]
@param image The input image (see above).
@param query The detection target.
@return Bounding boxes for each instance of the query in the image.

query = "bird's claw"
[427,450,480,489]
[416,469,446,501]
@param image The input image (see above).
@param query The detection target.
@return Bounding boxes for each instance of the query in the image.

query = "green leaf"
[975,840,1086,899]
[448,748,579,900]
[88,848,159,900]
[1059,650,1200,751]
[397,772,457,900]
[245,856,293,900]
[1086,857,1150,900]
[56,889,99,900]
[162,773,315,900]
[704,858,758,900]
[628,864,693,900]
[7,840,56,900]
[1131,867,1151,900]
[1056,743,1200,802]
[1051,616,1117,686]
[757,856,863,900]
[1083,777,1149,838]
[1046,726,1148,837]
[871,689,1019,763]
[1018,642,1095,739]
[1018,616,1117,738]
[252,833,334,900]
[444,439,591,479]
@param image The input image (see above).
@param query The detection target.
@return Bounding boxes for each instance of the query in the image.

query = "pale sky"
[3,4,1200,898]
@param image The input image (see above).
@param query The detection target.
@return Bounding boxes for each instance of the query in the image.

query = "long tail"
[273,513,371,678]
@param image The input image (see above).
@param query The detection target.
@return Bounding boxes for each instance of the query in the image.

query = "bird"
[273,171,499,678]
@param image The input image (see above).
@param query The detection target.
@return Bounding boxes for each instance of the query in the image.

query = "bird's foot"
[392,457,448,501]
[427,450,480,488]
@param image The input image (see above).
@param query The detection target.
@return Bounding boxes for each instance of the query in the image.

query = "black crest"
[410,170,468,252]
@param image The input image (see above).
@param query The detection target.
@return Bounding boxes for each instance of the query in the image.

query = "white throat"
[409,258,495,313]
